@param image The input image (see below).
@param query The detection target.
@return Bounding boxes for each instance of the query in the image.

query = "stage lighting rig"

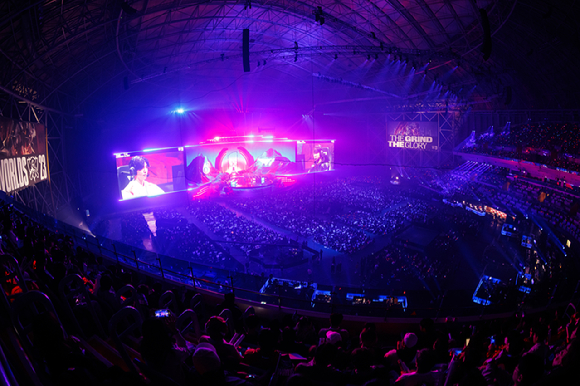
[244,0,251,9]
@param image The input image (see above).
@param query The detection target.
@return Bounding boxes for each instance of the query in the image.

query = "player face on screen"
[135,164,148,183]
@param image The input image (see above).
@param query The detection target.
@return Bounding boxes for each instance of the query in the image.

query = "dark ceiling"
[1,0,579,115]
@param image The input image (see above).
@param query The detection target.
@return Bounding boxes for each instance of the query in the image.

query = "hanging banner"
[387,121,439,151]
[0,117,48,194]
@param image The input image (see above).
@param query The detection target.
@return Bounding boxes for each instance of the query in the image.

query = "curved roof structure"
[1,0,579,114]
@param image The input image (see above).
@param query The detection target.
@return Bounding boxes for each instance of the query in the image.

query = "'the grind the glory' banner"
[387,121,439,151]
[0,116,49,194]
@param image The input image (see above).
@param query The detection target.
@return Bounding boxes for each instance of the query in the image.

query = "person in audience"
[524,324,549,364]
[384,332,418,368]
[243,314,262,347]
[319,313,350,345]
[295,343,345,385]
[32,312,110,385]
[200,315,242,370]
[511,353,544,386]
[348,347,384,385]
[294,316,317,345]
[192,343,254,385]
[395,348,439,386]
[140,317,192,385]
[416,318,437,350]
[95,273,121,314]
[215,292,243,331]
[534,338,580,385]
[242,328,279,369]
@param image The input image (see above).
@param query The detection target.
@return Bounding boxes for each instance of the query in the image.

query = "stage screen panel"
[184,140,297,185]
[297,141,334,173]
[0,117,48,194]
[115,149,185,201]
[387,121,438,151]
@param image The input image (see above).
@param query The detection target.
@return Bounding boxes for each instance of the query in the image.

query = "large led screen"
[115,149,185,200]
[387,121,438,151]
[185,141,298,185]
[297,141,334,173]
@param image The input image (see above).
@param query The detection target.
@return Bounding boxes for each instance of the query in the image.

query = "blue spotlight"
[175,108,185,114]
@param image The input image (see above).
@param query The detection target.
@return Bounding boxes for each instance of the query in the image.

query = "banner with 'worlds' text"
[0,116,49,194]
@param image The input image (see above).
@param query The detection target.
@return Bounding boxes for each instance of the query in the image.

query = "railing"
[1,193,567,319]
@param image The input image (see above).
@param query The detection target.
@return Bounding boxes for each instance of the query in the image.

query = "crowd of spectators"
[4,202,580,386]
[459,122,580,172]
[4,164,580,385]
[120,211,151,248]
[189,201,291,256]
[230,182,375,254]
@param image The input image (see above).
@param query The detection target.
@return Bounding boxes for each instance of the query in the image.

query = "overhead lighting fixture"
[175,108,185,114]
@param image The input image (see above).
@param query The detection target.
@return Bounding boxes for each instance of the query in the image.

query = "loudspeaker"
[479,9,492,61]
[243,29,250,72]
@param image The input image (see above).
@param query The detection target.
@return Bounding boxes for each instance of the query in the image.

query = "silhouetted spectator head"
[326,331,342,346]
[205,315,228,339]
[360,327,377,347]
[99,274,113,291]
[282,326,296,343]
[223,292,235,304]
[513,354,544,385]
[329,313,343,328]
[137,284,150,296]
[258,328,276,352]
[351,347,373,371]
[245,314,260,331]
[403,332,418,349]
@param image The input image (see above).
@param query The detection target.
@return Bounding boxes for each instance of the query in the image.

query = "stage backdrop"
[387,121,439,151]
[0,117,49,194]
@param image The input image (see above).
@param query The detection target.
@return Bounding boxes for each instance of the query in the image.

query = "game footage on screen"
[116,151,185,200]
